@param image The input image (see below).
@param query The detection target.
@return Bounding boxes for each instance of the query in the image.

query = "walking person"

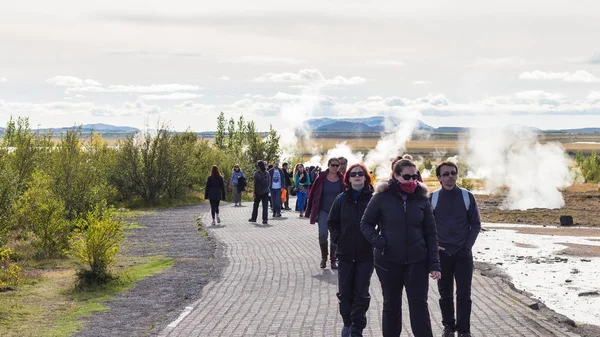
[431,161,481,337]
[294,163,311,217]
[249,160,271,225]
[268,160,286,217]
[328,163,374,337]
[282,162,293,210]
[205,165,226,226]
[306,158,344,269]
[230,164,245,207]
[361,159,441,337]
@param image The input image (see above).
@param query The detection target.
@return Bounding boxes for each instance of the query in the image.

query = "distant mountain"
[544,127,600,133]
[304,116,435,133]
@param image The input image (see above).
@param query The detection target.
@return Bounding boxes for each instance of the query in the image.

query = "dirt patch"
[490,226,600,237]
[478,183,600,227]
[513,242,538,248]
[556,243,600,257]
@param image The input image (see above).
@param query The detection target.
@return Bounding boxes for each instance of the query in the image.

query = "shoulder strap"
[459,187,470,210]
[431,188,470,211]
[431,189,440,209]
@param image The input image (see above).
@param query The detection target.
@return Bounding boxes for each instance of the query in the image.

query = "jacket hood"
[375,179,429,197]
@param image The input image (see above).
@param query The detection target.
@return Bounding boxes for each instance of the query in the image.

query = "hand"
[430,271,442,280]
[438,246,445,251]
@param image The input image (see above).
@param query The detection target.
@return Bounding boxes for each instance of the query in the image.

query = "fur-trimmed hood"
[375,179,429,197]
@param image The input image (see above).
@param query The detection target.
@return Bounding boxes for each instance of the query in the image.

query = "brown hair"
[393,159,416,176]
[210,165,222,178]
[344,163,371,187]
[327,157,340,166]
[435,161,458,177]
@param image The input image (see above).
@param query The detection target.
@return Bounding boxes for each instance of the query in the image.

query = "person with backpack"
[230,164,245,207]
[328,163,374,337]
[268,160,286,218]
[430,161,481,337]
[361,159,441,337]
[249,160,271,225]
[205,165,226,226]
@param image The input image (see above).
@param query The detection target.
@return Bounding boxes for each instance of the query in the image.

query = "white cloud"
[254,69,325,83]
[413,80,431,85]
[217,76,230,81]
[139,92,202,100]
[219,55,307,65]
[567,50,600,64]
[46,76,202,94]
[467,57,529,67]
[519,70,600,83]
[47,75,102,87]
[253,69,366,88]
[0,77,7,83]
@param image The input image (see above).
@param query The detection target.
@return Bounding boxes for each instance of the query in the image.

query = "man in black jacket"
[430,161,481,337]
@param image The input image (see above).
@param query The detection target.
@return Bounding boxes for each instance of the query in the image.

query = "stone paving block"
[160,200,580,337]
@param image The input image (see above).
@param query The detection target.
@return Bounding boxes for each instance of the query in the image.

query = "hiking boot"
[341,326,351,337]
[217,216,221,223]
[458,333,471,337]
[330,246,338,269]
[320,243,328,269]
[442,326,455,337]
[211,220,216,226]
[248,218,256,222]
[262,220,268,225]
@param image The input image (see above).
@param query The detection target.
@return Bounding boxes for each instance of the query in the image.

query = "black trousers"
[375,259,433,337]
[337,260,374,330]
[209,199,220,219]
[251,193,269,222]
[437,248,474,333]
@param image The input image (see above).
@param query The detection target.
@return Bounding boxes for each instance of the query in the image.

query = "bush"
[70,206,124,284]
[458,178,475,191]
[578,151,600,182]
[13,171,71,258]
[0,247,21,288]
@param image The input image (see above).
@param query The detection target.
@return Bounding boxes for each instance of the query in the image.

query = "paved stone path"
[160,199,579,337]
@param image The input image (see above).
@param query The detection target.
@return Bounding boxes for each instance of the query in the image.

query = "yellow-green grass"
[0,256,173,337]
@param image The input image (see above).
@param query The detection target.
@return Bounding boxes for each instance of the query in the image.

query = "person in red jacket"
[305,157,344,269]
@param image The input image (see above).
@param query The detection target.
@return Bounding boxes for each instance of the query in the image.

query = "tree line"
[0,113,284,285]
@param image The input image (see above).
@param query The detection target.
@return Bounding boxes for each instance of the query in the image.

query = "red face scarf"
[398,180,417,194]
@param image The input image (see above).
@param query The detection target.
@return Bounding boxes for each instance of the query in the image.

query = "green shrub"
[13,171,71,258]
[458,178,475,191]
[71,206,124,284]
[0,247,21,288]
[579,151,600,182]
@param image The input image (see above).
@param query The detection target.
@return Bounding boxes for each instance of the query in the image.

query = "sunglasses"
[349,171,365,177]
[441,171,457,177]
[330,164,340,167]
[401,174,420,181]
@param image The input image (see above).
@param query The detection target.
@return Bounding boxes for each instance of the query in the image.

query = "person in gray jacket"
[361,159,441,337]
[430,161,481,337]
[249,160,270,225]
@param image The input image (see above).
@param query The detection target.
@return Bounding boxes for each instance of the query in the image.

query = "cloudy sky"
[2,0,600,131]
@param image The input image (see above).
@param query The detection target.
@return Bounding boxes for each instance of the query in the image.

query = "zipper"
[402,194,408,265]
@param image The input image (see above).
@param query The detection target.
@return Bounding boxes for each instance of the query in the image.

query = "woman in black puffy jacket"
[360,159,441,337]
[328,163,373,337]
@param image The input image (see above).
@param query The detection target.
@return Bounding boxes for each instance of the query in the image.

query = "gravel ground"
[74,203,224,337]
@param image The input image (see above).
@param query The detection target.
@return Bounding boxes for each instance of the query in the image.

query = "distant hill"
[305,116,435,133]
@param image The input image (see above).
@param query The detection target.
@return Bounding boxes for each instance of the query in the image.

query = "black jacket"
[205,176,226,201]
[253,170,271,197]
[360,180,440,272]
[328,186,374,262]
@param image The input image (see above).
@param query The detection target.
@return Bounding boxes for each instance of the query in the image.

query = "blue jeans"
[318,210,335,246]
[296,191,307,212]
[270,188,282,214]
